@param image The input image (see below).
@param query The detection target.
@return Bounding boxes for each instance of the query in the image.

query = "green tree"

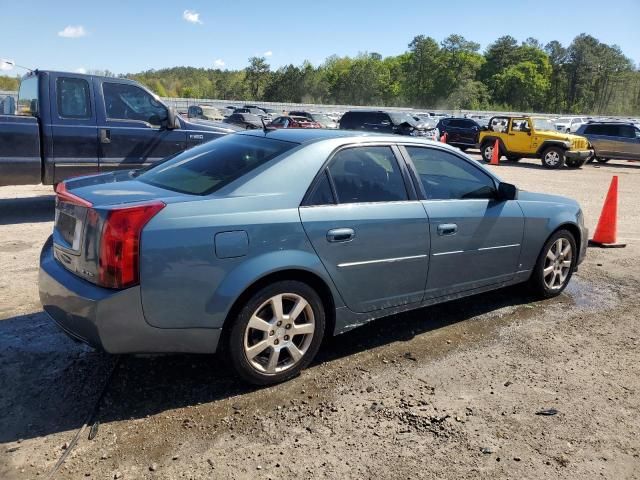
[245,57,271,100]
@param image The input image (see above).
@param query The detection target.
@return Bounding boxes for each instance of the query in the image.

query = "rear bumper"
[38,236,220,354]
[565,149,593,160]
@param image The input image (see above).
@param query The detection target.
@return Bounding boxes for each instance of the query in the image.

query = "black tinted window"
[103,82,168,126]
[619,125,636,138]
[139,135,296,195]
[328,146,408,203]
[306,170,335,206]
[448,119,465,128]
[56,77,91,119]
[406,147,496,200]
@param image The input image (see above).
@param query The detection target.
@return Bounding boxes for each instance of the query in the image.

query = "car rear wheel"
[541,147,566,169]
[481,142,497,163]
[528,229,576,298]
[227,280,325,385]
[595,157,610,163]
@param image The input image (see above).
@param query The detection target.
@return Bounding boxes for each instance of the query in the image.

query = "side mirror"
[166,107,180,130]
[497,182,518,201]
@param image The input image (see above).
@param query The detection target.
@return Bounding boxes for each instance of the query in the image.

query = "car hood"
[535,130,585,141]
[180,117,243,133]
[517,190,578,207]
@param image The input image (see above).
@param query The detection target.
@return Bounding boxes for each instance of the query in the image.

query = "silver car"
[576,122,640,163]
[40,130,588,385]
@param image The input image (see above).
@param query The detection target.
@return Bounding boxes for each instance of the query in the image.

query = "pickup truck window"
[103,82,168,127]
[17,75,38,116]
[57,77,91,119]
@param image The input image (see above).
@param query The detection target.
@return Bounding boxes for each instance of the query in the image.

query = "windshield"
[138,135,297,195]
[533,118,556,131]
[311,114,333,125]
[556,117,572,123]
[388,112,417,126]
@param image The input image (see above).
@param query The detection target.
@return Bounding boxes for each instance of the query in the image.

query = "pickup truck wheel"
[595,157,610,163]
[506,155,522,162]
[528,229,576,299]
[226,280,326,386]
[541,147,565,169]
[480,142,497,163]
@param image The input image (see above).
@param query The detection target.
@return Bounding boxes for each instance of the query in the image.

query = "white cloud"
[0,59,14,71]
[58,25,87,38]
[213,59,225,68]
[183,10,202,24]
[263,50,273,57]
[75,67,87,74]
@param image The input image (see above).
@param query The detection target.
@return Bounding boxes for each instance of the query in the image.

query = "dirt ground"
[0,156,639,480]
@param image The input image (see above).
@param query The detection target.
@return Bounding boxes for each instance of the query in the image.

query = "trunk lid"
[53,171,192,284]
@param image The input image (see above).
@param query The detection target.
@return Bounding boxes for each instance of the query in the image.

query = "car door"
[48,73,99,182]
[401,145,524,298]
[504,118,533,153]
[299,145,430,313]
[95,79,186,172]
[618,125,640,159]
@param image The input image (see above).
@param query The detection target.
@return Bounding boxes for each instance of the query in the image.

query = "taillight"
[98,201,165,289]
[55,182,93,208]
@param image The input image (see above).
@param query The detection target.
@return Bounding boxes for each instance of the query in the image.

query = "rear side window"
[57,77,91,119]
[17,75,39,116]
[327,146,408,204]
[138,135,297,195]
[405,147,496,200]
[306,170,335,206]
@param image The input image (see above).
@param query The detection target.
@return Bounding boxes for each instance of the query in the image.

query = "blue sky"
[1,0,638,75]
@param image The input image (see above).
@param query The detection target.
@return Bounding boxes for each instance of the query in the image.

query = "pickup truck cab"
[0,70,240,186]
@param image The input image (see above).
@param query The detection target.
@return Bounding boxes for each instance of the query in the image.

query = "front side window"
[619,125,636,138]
[405,147,496,200]
[139,135,297,195]
[57,77,91,119]
[103,82,168,126]
[328,146,408,204]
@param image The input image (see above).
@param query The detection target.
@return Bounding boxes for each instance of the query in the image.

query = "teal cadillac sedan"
[40,129,587,385]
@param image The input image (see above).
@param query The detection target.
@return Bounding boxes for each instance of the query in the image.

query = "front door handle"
[100,128,111,144]
[437,223,458,236]
[327,228,355,243]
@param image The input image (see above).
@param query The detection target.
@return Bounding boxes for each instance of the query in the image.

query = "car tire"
[528,229,577,299]
[459,146,468,152]
[226,280,326,386]
[541,147,566,169]
[565,158,586,169]
[595,157,610,163]
[480,141,498,163]
[506,155,522,162]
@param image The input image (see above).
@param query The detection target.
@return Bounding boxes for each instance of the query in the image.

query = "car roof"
[237,128,460,148]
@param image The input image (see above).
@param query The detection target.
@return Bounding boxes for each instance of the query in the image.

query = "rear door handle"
[100,128,111,144]
[437,223,458,236]
[327,228,355,243]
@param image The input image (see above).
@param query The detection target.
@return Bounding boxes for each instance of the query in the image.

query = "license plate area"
[54,203,86,252]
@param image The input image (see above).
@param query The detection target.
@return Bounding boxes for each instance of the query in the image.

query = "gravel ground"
[0,156,638,480]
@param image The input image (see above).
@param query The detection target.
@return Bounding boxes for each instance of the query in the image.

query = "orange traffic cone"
[589,175,626,248]
[440,132,448,143]
[490,138,500,165]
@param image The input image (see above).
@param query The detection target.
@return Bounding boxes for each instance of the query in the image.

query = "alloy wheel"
[243,293,315,375]
[543,238,573,290]
[544,150,561,167]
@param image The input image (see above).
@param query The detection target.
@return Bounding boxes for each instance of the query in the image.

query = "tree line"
[2,33,639,115]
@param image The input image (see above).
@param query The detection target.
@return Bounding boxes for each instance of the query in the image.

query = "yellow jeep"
[478,116,593,169]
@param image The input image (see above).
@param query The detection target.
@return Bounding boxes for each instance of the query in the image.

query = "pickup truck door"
[48,73,99,183]
[94,78,186,171]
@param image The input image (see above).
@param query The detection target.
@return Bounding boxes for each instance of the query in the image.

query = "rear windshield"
[138,134,297,195]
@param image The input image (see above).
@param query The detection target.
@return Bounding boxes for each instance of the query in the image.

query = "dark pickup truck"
[0,70,240,186]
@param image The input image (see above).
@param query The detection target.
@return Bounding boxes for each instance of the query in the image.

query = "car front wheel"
[481,142,498,163]
[227,280,325,385]
[541,147,566,169]
[528,229,576,298]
